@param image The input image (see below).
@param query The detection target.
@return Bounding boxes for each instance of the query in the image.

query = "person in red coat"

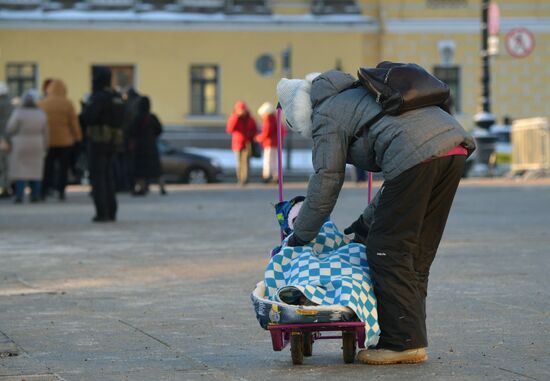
[226,101,257,185]
[256,102,286,183]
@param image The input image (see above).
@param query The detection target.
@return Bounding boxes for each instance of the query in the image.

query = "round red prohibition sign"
[505,27,535,58]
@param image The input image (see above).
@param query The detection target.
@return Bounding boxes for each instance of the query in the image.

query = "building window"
[433,65,461,114]
[312,0,360,15]
[6,62,37,97]
[91,64,135,92]
[86,0,134,10]
[226,0,270,15]
[190,65,219,115]
[178,0,225,13]
[427,0,467,8]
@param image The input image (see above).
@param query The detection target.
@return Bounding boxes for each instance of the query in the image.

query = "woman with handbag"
[276,69,475,365]
[226,101,257,186]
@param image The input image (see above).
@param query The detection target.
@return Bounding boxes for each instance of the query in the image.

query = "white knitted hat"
[257,102,275,116]
[276,72,320,138]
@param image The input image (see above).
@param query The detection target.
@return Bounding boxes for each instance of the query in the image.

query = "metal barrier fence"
[511,117,550,174]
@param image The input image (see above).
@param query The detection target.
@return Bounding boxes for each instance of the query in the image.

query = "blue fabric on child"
[264,221,380,342]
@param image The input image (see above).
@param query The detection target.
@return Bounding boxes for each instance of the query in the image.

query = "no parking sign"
[505,27,535,58]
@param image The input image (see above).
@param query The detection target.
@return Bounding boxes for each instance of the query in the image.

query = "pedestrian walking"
[276,70,475,365]
[256,102,286,183]
[0,81,13,198]
[129,96,164,195]
[80,66,124,222]
[39,79,82,200]
[114,87,142,192]
[226,101,257,185]
[5,90,48,203]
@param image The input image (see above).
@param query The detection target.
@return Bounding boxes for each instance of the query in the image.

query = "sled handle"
[368,171,373,204]
[276,103,284,203]
[276,103,285,242]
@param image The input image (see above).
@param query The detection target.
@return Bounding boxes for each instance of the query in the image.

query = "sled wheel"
[303,332,313,357]
[290,332,304,365]
[342,331,356,364]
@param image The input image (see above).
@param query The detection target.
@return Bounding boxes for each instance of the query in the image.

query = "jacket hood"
[233,101,249,114]
[92,66,112,91]
[46,79,67,98]
[137,96,151,114]
[126,87,139,99]
[275,73,320,138]
[310,70,357,109]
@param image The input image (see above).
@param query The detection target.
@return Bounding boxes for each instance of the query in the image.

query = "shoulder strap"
[350,110,385,145]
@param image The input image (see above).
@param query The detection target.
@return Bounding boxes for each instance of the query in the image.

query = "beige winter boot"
[357,347,428,365]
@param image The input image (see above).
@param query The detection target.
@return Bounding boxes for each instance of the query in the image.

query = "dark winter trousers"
[89,148,117,220]
[42,146,72,198]
[366,155,466,351]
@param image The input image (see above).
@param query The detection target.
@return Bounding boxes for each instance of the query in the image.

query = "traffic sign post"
[505,27,535,58]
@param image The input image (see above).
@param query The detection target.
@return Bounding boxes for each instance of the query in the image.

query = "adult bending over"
[277,70,475,365]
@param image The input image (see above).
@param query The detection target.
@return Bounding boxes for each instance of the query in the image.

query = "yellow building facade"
[0,0,548,130]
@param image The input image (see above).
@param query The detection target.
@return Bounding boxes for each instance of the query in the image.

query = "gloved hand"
[287,233,308,247]
[344,214,369,243]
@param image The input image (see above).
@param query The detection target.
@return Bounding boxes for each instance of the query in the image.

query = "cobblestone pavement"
[0,179,549,381]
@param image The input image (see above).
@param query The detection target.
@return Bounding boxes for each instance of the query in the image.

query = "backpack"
[108,92,125,149]
[109,90,126,131]
[358,61,450,116]
[352,62,451,141]
[83,89,125,149]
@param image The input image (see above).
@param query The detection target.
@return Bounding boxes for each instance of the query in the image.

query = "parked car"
[158,140,223,184]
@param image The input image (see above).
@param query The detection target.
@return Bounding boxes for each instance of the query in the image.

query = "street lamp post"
[475,0,496,129]
[473,0,497,176]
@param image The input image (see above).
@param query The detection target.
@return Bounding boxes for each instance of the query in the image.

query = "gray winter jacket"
[292,70,475,243]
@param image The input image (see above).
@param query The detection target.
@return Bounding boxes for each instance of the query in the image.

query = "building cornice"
[0,11,378,32]
[385,17,550,33]
[1,11,549,34]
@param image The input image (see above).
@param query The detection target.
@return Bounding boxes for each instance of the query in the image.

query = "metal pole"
[276,103,285,242]
[276,104,284,203]
[472,0,497,177]
[481,0,491,116]
[282,44,293,171]
[475,0,495,129]
[367,172,372,204]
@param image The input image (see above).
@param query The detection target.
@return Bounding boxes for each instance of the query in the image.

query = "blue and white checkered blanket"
[264,221,380,341]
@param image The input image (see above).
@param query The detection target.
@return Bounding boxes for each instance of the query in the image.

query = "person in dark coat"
[114,87,142,192]
[0,81,13,197]
[130,96,163,195]
[80,66,124,222]
[277,70,475,365]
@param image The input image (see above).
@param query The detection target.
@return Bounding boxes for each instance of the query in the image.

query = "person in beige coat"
[6,91,48,203]
[39,79,82,200]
